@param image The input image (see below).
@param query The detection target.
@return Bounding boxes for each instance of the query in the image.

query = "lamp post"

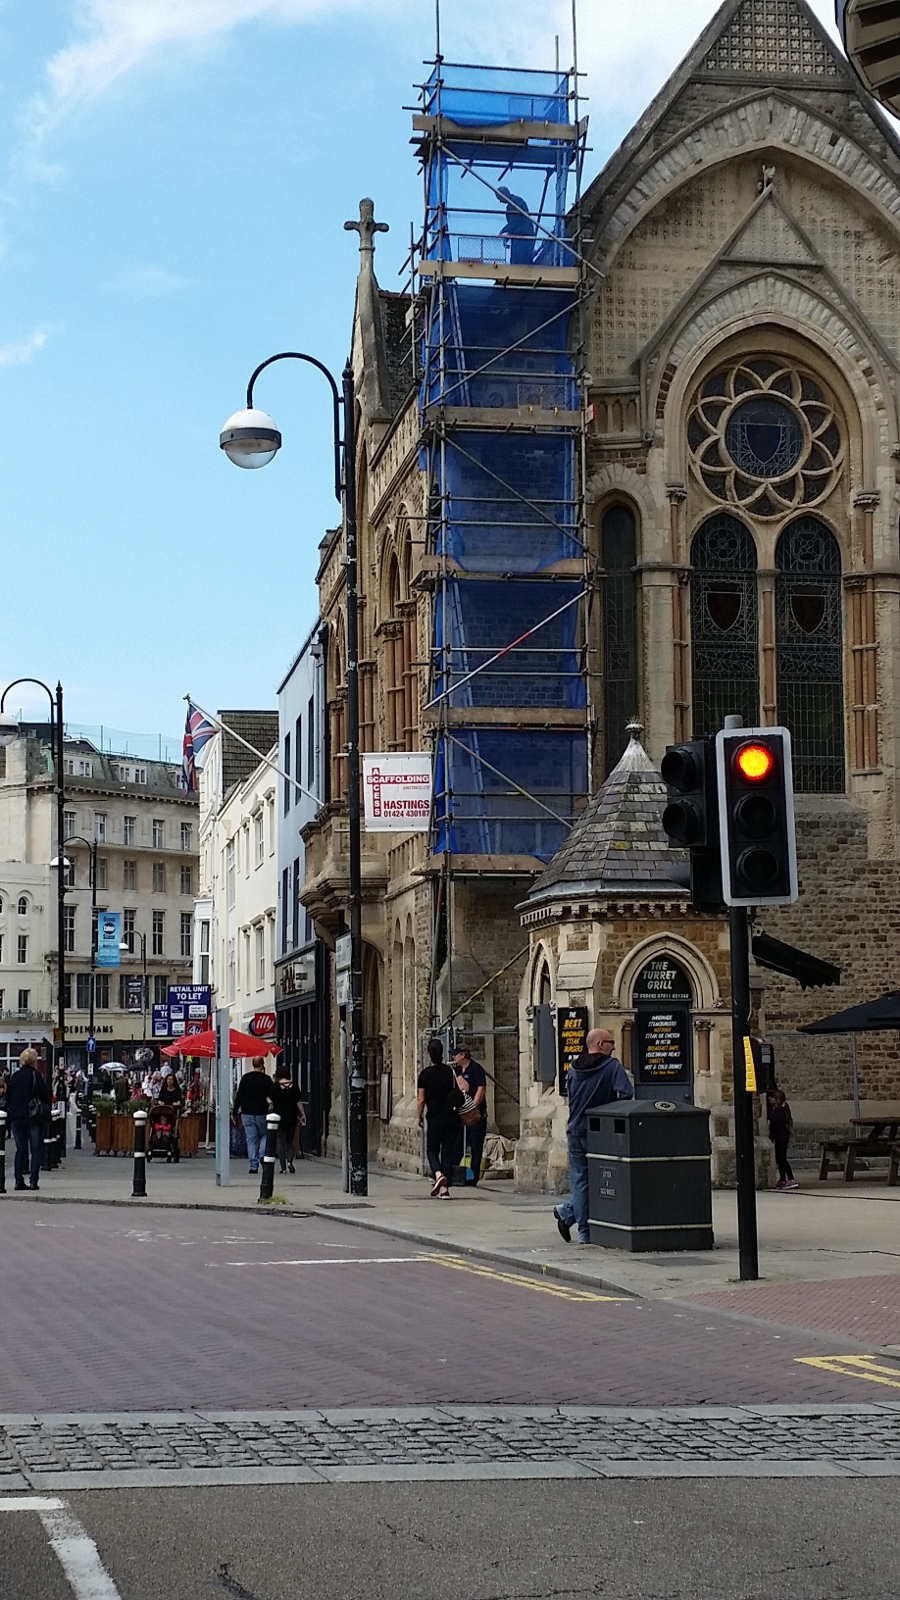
[57,836,98,1046]
[120,929,148,1050]
[0,679,65,1070]
[220,351,367,1197]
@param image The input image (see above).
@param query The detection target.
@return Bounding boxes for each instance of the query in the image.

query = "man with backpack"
[7,1047,51,1191]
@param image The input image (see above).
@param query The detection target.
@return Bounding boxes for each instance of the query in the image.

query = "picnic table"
[819,1116,900,1183]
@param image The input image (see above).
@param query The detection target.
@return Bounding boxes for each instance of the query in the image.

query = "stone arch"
[528,939,556,1007]
[585,462,657,527]
[611,933,720,1014]
[654,281,894,483]
[597,93,900,269]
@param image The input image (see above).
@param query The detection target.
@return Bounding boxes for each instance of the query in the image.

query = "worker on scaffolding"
[497,186,537,266]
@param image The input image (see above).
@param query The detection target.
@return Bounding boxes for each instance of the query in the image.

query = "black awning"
[798,990,900,1034]
[752,933,841,991]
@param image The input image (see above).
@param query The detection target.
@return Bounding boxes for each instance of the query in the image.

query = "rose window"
[688,359,842,517]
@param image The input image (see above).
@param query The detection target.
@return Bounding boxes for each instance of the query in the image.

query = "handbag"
[26,1070,43,1123]
[459,1094,481,1128]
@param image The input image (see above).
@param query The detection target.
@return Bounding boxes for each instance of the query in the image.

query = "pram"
[146,1105,181,1163]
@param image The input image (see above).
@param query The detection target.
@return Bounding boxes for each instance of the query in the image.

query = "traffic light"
[660,737,723,911]
[715,727,798,907]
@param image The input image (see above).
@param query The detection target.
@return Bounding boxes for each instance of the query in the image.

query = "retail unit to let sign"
[362,753,432,831]
[96,912,121,967]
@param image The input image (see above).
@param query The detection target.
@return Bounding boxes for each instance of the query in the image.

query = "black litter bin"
[587,1099,713,1252]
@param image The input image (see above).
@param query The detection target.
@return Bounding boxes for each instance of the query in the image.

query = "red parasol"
[160,1028,281,1059]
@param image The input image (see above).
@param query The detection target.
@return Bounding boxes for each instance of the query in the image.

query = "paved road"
[3,1201,899,1409]
[3,1480,900,1599]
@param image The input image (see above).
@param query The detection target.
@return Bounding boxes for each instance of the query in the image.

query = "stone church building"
[303,0,900,1186]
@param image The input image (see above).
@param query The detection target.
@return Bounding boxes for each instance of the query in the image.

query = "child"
[767,1088,798,1190]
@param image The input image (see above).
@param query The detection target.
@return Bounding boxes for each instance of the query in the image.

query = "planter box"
[93,1114,135,1156]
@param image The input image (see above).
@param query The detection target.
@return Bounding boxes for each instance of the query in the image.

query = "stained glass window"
[690,515,760,736]
[776,518,844,794]
[601,504,638,775]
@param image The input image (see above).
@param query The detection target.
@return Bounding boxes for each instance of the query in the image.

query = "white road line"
[0,1497,123,1600]
[214,1255,427,1267]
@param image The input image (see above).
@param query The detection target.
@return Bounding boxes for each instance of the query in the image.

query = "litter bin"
[587,1099,713,1252]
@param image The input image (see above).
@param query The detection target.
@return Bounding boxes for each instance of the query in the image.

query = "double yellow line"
[425,1252,629,1303]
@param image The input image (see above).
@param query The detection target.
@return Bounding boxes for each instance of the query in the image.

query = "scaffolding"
[404,46,591,1041]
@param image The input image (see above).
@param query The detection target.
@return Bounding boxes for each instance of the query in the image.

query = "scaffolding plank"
[418,260,580,287]
[413,113,581,141]
[423,707,588,728]
[425,404,582,429]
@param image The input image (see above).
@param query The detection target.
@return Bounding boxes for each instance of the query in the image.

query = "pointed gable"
[699,0,843,81]
[527,729,686,907]
[722,189,822,268]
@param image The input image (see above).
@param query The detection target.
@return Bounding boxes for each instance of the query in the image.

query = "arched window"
[690,515,759,735]
[776,518,844,793]
[17,896,27,916]
[601,504,639,775]
[328,622,347,803]
[382,523,418,753]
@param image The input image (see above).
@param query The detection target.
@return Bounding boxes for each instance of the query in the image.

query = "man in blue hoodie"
[554,1028,632,1245]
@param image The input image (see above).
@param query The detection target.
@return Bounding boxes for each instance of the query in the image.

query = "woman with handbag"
[6,1047,50,1191]
[416,1038,463,1198]
[452,1046,488,1186]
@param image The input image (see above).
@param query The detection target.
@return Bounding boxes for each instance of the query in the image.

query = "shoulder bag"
[27,1070,43,1122]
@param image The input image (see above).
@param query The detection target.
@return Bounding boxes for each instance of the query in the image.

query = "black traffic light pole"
[723,714,759,1282]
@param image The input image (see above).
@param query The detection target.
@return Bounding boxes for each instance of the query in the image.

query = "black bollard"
[132,1110,147,1199]
[75,1105,82,1151]
[258,1112,280,1202]
[54,1104,66,1162]
[42,1115,56,1172]
[0,1110,6,1194]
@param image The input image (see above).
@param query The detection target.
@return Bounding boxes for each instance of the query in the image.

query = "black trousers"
[463,1118,487,1185]
[276,1124,296,1169]
[773,1137,794,1182]
[425,1116,461,1182]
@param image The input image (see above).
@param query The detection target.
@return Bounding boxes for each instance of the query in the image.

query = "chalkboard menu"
[557,1006,589,1097]
[634,957,692,1096]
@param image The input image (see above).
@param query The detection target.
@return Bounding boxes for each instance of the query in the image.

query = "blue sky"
[0,0,840,741]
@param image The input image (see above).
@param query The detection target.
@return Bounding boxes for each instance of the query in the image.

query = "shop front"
[275,944,329,1153]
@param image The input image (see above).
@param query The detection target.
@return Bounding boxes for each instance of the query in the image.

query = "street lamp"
[220,349,367,1197]
[54,835,98,1049]
[0,678,66,1069]
[119,930,148,1050]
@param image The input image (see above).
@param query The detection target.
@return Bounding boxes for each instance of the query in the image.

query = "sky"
[0,0,842,743]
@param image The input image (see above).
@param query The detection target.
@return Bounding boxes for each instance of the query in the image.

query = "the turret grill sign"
[633,957,692,1096]
[362,753,432,831]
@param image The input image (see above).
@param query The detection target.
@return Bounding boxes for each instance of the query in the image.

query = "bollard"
[75,1105,82,1150]
[132,1110,148,1198]
[42,1115,56,1172]
[0,1109,6,1194]
[258,1112,280,1202]
[54,1103,67,1161]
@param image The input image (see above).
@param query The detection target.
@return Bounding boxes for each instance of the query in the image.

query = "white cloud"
[0,326,52,367]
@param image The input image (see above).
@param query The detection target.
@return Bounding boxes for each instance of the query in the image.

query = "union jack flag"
[181,702,217,793]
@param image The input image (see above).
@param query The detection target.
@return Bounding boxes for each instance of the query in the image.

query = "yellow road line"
[796,1354,900,1390]
[424,1252,629,1302]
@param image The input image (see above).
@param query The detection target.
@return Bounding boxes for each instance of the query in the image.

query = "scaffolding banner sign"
[363,753,432,831]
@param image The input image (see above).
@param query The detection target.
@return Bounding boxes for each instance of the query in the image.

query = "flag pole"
[184,696,323,807]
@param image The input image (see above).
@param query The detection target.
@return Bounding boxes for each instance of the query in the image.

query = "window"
[199,920,210,985]
[228,939,235,1001]
[180,912,192,958]
[243,930,250,994]
[601,504,639,775]
[64,810,76,838]
[0,934,3,962]
[281,867,289,954]
[94,812,107,843]
[64,757,92,777]
[226,840,235,909]
[96,857,108,891]
[295,715,302,800]
[308,696,315,789]
[256,925,266,988]
[284,733,291,815]
[292,857,300,949]
[152,910,164,956]
[17,989,29,1014]
[690,515,759,736]
[255,812,264,867]
[123,860,136,891]
[17,896,27,916]
[152,862,166,893]
[76,973,92,1009]
[776,517,844,794]
[181,822,192,851]
[123,816,135,846]
[64,859,75,887]
[63,906,76,954]
[17,935,27,964]
[267,796,274,854]
[243,822,250,876]
[122,909,135,954]
[95,974,109,1010]
[180,864,192,895]
[153,975,169,1005]
[152,819,164,849]
[133,767,147,785]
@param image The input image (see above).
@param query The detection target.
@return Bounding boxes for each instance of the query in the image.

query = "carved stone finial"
[758,163,776,194]
[625,720,644,742]
[344,197,389,267]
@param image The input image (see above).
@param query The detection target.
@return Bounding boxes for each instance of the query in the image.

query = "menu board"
[557,1006,589,1096]
[634,957,692,1091]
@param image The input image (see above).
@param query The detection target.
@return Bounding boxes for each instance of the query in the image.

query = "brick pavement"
[687,1274,900,1347]
[3,1202,899,1413]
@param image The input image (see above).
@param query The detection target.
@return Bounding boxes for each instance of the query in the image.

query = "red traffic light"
[734,743,774,783]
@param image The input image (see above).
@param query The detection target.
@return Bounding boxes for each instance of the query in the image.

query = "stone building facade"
[304,0,900,1181]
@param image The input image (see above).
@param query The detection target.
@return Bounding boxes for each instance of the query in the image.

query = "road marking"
[796,1354,900,1390]
[216,1255,428,1267]
[425,1253,630,1302]
[0,1497,123,1599]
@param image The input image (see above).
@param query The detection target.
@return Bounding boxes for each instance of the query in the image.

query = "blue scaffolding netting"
[417,59,589,861]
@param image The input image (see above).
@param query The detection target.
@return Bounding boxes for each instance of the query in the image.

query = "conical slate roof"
[527,727,687,906]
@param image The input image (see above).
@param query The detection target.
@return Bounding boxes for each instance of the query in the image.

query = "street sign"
[335,935,351,972]
[167,984,211,1011]
[86,1036,96,1054]
[151,1005,170,1039]
[362,752,432,831]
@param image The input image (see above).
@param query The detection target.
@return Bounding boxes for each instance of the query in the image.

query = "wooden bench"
[820,1138,896,1181]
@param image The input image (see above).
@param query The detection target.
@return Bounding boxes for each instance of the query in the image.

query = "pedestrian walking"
[233,1056,273,1174]
[553,1028,633,1245]
[767,1088,798,1190]
[452,1045,488,1186]
[271,1069,307,1173]
[417,1039,463,1198]
[6,1047,50,1191]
